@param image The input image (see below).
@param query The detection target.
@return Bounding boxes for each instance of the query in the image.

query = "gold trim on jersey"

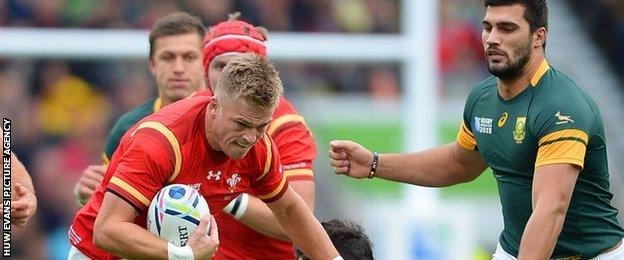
[535,157,585,169]
[110,176,150,207]
[132,121,182,182]
[102,152,110,165]
[539,129,588,147]
[530,59,550,87]
[267,114,307,137]
[284,169,313,178]
[153,98,162,112]
[536,130,588,168]
[256,134,273,181]
[258,176,287,200]
[456,121,477,150]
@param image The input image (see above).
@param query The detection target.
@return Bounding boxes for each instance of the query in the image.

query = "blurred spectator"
[369,65,400,100]
[438,0,484,76]
[31,0,66,27]
[0,62,41,161]
[438,0,487,99]
[183,0,233,26]
[35,61,110,142]
[333,0,374,32]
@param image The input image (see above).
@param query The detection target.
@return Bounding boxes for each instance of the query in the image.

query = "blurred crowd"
[567,0,624,86]
[0,0,483,259]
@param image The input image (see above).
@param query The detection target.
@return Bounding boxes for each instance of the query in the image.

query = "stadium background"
[1,0,623,259]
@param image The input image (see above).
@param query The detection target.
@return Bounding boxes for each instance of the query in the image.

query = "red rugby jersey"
[69,95,287,259]
[214,97,317,260]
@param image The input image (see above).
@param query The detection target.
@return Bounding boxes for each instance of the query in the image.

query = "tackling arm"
[266,186,338,259]
[230,180,314,241]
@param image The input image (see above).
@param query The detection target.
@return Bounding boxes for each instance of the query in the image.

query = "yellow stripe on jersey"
[256,134,273,181]
[456,121,477,150]
[258,176,287,201]
[530,59,550,87]
[153,98,162,112]
[102,152,110,166]
[267,114,307,137]
[538,129,588,147]
[132,121,182,182]
[284,169,313,178]
[110,176,150,207]
[535,139,586,169]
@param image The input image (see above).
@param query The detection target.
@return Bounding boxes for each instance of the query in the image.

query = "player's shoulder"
[534,66,596,111]
[467,76,497,101]
[463,75,497,113]
[273,97,300,118]
[112,98,159,134]
[537,67,582,95]
[529,66,602,134]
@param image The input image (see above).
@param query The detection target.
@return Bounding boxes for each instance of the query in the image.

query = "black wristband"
[368,152,379,179]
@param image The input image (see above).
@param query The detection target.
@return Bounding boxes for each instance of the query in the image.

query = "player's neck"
[160,96,174,107]
[497,52,545,100]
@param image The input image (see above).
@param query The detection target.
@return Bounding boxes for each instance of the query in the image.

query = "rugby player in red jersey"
[202,13,319,259]
[68,54,339,260]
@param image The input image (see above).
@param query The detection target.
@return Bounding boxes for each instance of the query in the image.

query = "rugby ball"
[146,184,210,246]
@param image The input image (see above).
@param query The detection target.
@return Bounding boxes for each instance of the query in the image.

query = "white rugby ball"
[146,184,210,246]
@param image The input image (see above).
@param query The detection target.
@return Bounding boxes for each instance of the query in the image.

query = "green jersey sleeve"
[531,74,596,168]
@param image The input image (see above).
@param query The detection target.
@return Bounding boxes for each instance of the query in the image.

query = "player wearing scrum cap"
[202,13,318,259]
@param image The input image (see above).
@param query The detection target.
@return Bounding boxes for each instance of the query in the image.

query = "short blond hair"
[214,53,283,110]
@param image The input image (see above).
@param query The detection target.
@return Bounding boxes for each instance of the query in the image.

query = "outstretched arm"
[329,140,488,187]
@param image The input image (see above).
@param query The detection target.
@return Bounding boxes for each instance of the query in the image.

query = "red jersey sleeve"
[250,134,288,203]
[107,125,177,213]
[270,120,317,182]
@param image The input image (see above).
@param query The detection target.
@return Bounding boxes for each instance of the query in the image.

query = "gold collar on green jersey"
[530,59,550,87]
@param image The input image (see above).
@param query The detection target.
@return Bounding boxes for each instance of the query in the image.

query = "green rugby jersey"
[456,60,623,258]
[102,97,161,163]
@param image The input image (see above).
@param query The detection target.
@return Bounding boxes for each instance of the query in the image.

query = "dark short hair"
[148,12,206,59]
[297,219,374,260]
[484,0,548,33]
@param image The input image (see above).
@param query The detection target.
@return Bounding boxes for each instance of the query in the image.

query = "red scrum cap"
[203,14,268,76]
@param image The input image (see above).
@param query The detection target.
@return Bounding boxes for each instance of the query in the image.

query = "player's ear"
[148,57,156,75]
[533,27,547,49]
[208,98,219,117]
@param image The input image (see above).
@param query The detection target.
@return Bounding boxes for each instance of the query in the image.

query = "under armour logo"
[207,170,222,181]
